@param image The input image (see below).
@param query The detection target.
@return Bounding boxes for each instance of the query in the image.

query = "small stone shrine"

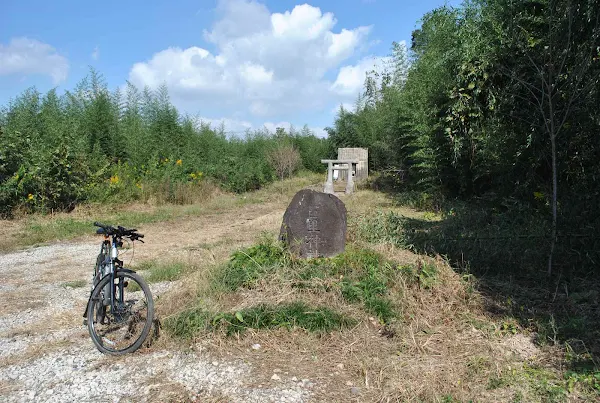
[321,159,359,195]
[279,189,347,258]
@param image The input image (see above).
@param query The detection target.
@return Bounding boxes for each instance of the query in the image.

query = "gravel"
[0,243,314,402]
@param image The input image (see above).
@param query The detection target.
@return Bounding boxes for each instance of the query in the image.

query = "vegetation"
[0,71,329,217]
[165,302,356,338]
[156,226,599,401]
[135,260,191,284]
[1,0,599,400]
[164,238,460,337]
[327,0,600,278]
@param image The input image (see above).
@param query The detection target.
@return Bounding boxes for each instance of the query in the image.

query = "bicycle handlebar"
[94,222,144,241]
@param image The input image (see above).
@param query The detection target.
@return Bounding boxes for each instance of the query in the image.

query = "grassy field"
[2,174,598,402]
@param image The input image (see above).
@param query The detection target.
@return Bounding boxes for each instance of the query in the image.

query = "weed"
[161,307,212,339]
[213,239,286,291]
[23,219,91,246]
[522,364,567,402]
[487,373,513,390]
[466,356,491,376]
[565,370,600,395]
[363,296,395,322]
[62,280,87,288]
[136,260,189,284]
[216,302,356,335]
[164,302,355,338]
[496,318,520,337]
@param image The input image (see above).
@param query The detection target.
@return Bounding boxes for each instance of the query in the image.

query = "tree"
[269,143,301,181]
[487,0,600,275]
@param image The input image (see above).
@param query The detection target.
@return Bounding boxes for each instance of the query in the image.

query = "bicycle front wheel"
[87,270,154,355]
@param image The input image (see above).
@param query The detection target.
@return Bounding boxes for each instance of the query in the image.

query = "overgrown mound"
[155,232,599,401]
[162,237,476,340]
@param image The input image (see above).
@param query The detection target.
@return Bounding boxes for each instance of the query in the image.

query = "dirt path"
[0,201,317,402]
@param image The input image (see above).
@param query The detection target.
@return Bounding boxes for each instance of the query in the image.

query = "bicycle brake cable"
[129,240,135,267]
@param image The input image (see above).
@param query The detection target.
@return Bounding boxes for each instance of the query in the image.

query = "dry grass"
[0,173,323,252]
[2,175,590,401]
[176,249,567,402]
[151,212,575,402]
[0,289,46,316]
[0,379,20,396]
[0,337,77,368]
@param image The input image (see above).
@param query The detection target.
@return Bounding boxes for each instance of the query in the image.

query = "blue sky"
[0,0,461,136]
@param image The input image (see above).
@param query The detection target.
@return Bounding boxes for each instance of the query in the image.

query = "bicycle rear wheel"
[87,270,154,355]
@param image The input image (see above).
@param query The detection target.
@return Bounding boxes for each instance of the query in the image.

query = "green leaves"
[0,68,330,216]
[235,311,245,323]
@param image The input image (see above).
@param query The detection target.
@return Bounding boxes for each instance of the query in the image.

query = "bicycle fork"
[103,241,119,310]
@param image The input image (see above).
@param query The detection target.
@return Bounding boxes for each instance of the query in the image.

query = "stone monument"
[279,189,347,258]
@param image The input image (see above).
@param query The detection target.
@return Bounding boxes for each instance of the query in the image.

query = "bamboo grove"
[0,71,329,216]
[326,0,600,276]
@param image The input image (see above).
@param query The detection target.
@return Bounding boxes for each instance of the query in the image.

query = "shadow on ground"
[362,200,600,373]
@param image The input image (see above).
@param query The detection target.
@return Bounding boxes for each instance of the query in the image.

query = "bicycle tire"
[87,270,154,355]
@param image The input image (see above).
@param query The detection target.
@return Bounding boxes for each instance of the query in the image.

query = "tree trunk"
[547,127,558,277]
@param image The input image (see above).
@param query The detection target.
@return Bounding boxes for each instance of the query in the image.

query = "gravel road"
[0,242,313,402]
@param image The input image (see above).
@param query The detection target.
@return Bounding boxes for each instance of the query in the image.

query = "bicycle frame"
[84,233,133,319]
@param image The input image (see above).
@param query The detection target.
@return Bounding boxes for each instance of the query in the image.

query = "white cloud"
[128,0,373,119]
[197,116,253,133]
[331,56,388,96]
[0,37,69,84]
[262,121,292,133]
[192,116,327,138]
[91,46,100,61]
[310,126,328,138]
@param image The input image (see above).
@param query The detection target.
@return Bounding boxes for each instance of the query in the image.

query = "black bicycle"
[83,222,154,355]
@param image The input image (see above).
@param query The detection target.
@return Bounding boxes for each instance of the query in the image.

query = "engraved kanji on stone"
[305,233,322,258]
[279,189,347,258]
[306,217,319,232]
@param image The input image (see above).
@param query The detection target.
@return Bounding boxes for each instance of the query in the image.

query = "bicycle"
[83,222,154,355]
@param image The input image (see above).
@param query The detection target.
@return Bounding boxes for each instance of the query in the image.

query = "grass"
[212,238,287,291]
[208,240,402,323]
[164,301,356,338]
[62,279,87,288]
[135,260,190,284]
[0,172,324,252]
[160,233,480,367]
[158,232,535,401]
[7,179,598,402]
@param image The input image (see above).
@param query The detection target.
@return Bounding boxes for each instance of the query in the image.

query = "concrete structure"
[321,159,359,195]
[337,148,368,180]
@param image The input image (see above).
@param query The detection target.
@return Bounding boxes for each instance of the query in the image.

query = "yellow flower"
[165,158,169,163]
[27,193,34,200]
[189,173,196,179]
[110,175,120,185]
[533,191,544,200]
[136,183,142,189]
[176,159,182,166]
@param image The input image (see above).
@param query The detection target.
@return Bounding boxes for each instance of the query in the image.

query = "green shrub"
[0,70,329,216]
